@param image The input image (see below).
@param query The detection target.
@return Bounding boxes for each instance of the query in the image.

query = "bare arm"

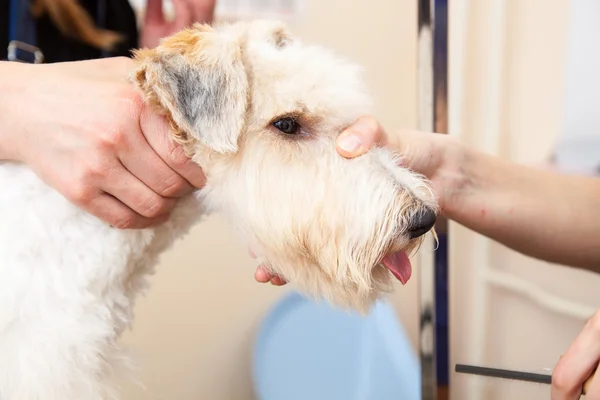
[432,135,600,272]
[0,61,28,161]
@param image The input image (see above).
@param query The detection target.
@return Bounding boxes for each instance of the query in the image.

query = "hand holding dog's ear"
[1,57,206,229]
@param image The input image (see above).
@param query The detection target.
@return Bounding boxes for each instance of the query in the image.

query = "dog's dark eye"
[273,117,300,134]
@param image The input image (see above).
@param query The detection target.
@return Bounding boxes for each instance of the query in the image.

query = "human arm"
[0,57,205,229]
[431,136,600,272]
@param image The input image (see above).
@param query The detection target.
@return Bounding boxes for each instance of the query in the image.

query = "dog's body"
[0,20,437,399]
[0,163,203,399]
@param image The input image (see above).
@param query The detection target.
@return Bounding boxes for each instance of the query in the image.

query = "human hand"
[1,57,206,229]
[552,310,600,399]
[252,115,455,285]
[141,0,216,49]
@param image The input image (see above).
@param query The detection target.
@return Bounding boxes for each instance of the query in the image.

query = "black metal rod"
[455,364,553,385]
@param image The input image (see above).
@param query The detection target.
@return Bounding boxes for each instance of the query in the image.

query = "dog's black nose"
[407,208,437,239]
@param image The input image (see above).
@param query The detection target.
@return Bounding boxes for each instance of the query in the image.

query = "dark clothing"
[0,0,139,63]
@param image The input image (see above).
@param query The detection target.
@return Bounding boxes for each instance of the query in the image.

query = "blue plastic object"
[252,291,420,400]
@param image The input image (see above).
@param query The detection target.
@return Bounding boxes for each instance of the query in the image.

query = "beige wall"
[119,1,421,399]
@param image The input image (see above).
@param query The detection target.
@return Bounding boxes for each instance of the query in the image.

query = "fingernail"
[338,133,362,153]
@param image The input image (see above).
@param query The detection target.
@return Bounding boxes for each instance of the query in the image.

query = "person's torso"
[0,0,139,63]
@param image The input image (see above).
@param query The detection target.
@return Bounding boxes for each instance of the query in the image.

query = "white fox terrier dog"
[0,20,437,400]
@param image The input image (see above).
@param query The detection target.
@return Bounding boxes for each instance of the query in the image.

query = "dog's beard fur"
[212,144,435,312]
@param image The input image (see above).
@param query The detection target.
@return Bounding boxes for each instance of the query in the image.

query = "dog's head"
[132,20,438,312]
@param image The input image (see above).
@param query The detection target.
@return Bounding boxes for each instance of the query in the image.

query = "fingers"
[552,311,600,400]
[270,275,287,286]
[586,370,600,399]
[254,265,287,286]
[336,115,387,159]
[119,127,194,198]
[165,141,207,189]
[191,0,216,23]
[60,152,177,228]
[102,165,177,219]
[87,192,169,229]
[145,0,164,24]
[254,266,271,283]
[139,107,207,189]
[249,249,288,286]
[249,250,270,283]
[171,0,194,30]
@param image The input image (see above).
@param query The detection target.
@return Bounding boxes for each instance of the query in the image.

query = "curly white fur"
[0,20,437,399]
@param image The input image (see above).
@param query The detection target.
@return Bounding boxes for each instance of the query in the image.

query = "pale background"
[119,1,600,399]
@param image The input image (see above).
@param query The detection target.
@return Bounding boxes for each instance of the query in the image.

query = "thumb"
[336,115,387,159]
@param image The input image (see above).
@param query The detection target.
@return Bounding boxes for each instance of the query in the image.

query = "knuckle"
[111,212,138,230]
[66,181,93,205]
[117,84,141,104]
[99,129,127,150]
[82,157,109,180]
[70,158,111,198]
[139,196,171,218]
[159,177,187,197]
[362,114,379,127]
[115,85,144,120]
[551,365,571,393]
[357,115,380,135]
[587,310,600,332]
[168,144,190,168]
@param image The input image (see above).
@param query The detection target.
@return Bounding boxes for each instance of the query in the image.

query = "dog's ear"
[132,24,248,154]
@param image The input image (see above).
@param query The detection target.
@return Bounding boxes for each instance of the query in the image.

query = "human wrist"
[431,135,472,216]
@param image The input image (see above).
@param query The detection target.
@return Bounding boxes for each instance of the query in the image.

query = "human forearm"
[0,61,33,162]
[443,143,600,271]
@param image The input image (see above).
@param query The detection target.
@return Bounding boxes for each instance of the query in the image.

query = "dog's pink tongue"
[382,251,412,285]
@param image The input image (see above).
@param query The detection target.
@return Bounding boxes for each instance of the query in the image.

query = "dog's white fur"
[0,20,437,399]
